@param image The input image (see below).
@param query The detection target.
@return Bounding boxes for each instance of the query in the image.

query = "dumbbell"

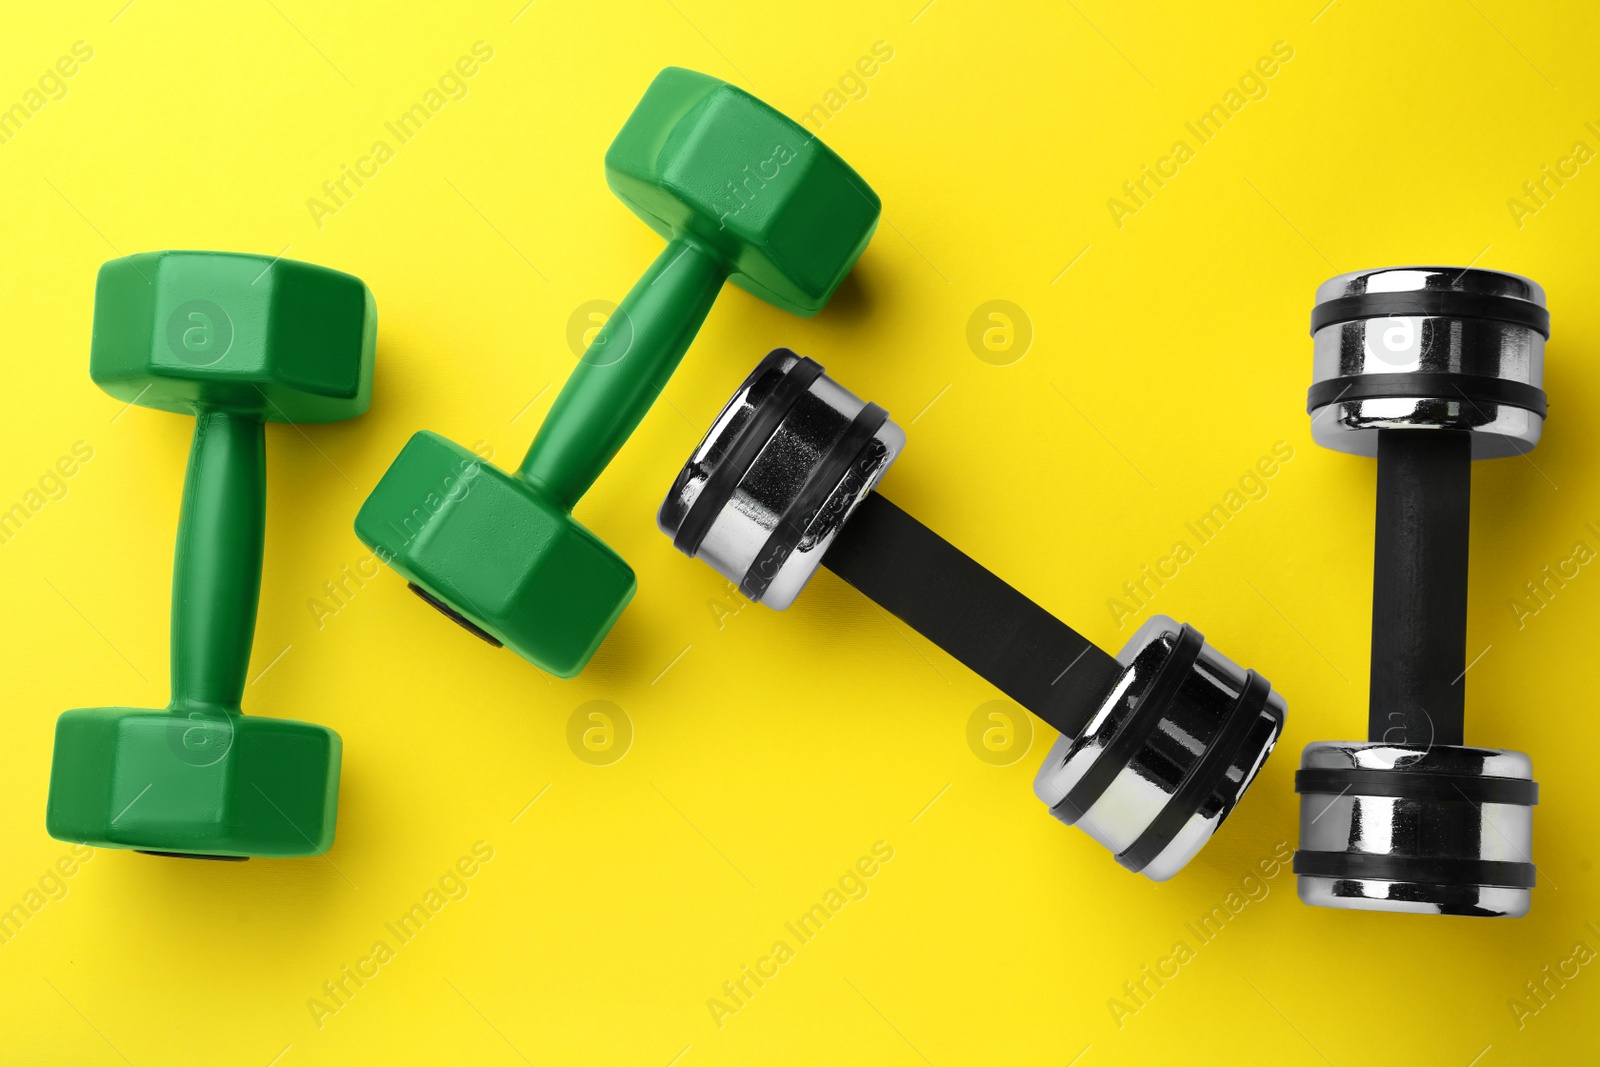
[354,67,880,677]
[658,350,1287,879]
[1294,266,1546,916]
[47,251,375,858]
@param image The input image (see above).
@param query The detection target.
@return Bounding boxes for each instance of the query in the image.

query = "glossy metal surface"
[1033,615,1286,881]
[1296,741,1536,917]
[658,350,903,608]
[1309,266,1546,458]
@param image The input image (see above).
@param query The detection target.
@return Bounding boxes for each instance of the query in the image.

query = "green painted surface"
[47,250,374,858]
[355,67,879,677]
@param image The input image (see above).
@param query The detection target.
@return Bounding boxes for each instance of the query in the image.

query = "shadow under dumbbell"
[817,268,874,327]
[408,582,503,647]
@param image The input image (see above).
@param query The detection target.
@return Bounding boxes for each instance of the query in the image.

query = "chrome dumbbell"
[659,350,1286,880]
[1295,266,1546,917]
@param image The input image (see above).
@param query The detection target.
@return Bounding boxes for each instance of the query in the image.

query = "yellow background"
[2,1,1597,1063]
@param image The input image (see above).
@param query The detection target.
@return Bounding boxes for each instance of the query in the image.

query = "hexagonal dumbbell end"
[660,351,1286,880]
[354,432,636,678]
[607,66,880,316]
[90,249,375,422]
[48,250,373,858]
[354,68,880,678]
[49,708,341,858]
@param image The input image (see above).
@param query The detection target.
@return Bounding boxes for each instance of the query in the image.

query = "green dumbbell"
[47,250,376,859]
[355,66,880,677]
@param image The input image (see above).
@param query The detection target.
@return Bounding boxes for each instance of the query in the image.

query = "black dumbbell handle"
[1369,429,1471,747]
[823,491,1124,739]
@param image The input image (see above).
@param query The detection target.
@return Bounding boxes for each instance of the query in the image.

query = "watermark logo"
[1108,840,1293,1029]
[966,300,1032,365]
[966,700,1033,766]
[0,440,95,549]
[307,841,495,1029]
[0,41,94,149]
[567,700,632,766]
[1106,41,1295,229]
[1377,707,1435,750]
[565,300,633,366]
[707,841,895,1030]
[1508,924,1600,1030]
[0,845,94,948]
[1363,316,1424,367]
[166,707,235,768]
[166,300,233,367]
[799,41,896,134]
[1108,441,1295,628]
[1507,125,1599,230]
[713,143,800,230]
[307,42,496,230]
[1511,524,1600,630]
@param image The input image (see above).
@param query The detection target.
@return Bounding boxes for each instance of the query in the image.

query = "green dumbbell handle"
[518,237,727,511]
[168,409,264,714]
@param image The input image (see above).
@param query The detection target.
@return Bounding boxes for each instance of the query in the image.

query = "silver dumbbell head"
[658,349,904,609]
[1033,615,1286,881]
[1308,266,1548,458]
[664,356,1288,881]
[1295,742,1538,917]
